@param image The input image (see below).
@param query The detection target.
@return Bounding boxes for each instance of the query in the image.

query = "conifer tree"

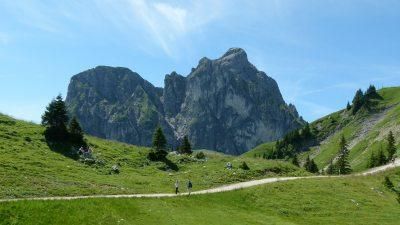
[346,102,351,111]
[149,126,168,160]
[304,155,319,173]
[41,94,69,142]
[377,148,387,166]
[69,117,86,147]
[292,154,300,167]
[179,136,192,155]
[365,85,379,99]
[326,159,335,174]
[368,151,378,168]
[352,89,364,115]
[387,131,397,160]
[309,159,319,173]
[152,126,167,151]
[301,123,311,138]
[336,135,352,174]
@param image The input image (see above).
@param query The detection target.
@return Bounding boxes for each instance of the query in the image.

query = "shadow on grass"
[163,158,179,171]
[45,140,79,160]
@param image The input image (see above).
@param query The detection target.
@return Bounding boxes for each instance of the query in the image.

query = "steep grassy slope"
[245,87,400,172]
[0,114,307,199]
[1,168,399,225]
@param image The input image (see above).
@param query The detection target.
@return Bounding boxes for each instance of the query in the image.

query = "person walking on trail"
[187,180,193,195]
[175,180,179,194]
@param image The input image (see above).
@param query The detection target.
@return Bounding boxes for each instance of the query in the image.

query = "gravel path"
[1,159,398,203]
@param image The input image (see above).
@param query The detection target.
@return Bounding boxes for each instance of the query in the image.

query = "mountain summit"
[66,48,304,154]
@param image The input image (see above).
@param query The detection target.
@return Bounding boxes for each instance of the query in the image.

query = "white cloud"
[153,3,187,33]
[121,0,225,57]
[1,0,226,57]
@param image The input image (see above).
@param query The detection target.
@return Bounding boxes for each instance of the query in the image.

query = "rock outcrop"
[66,48,304,154]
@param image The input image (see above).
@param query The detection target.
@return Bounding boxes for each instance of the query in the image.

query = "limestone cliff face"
[66,66,174,146]
[66,48,304,154]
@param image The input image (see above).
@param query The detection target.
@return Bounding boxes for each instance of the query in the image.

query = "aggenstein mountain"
[66,48,304,154]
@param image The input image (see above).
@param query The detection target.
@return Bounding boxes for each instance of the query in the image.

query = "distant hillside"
[66,48,304,155]
[244,87,400,172]
[0,113,307,199]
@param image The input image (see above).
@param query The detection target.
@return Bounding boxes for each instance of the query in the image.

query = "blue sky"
[1,0,399,123]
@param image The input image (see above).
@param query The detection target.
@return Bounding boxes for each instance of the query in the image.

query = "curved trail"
[1,159,399,203]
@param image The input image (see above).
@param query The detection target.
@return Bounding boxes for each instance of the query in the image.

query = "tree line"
[348,85,382,115]
[368,131,397,168]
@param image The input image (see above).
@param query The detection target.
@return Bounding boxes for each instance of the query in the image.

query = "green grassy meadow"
[0,113,307,199]
[1,168,399,225]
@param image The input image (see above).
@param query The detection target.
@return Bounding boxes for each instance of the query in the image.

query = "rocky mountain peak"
[219,47,248,64]
[66,48,304,155]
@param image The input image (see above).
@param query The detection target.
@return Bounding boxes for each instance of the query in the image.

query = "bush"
[24,137,32,142]
[147,149,168,161]
[195,151,206,159]
[383,176,394,190]
[239,161,250,170]
[111,164,120,174]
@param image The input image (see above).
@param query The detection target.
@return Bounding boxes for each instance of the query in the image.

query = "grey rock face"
[66,48,304,154]
[66,66,174,147]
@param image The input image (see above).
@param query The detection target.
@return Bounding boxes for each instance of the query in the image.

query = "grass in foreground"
[1,168,399,225]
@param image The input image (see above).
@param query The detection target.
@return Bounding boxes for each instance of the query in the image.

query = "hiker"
[226,162,232,170]
[175,180,179,194]
[187,180,193,195]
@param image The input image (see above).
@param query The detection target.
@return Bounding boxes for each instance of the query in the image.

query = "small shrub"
[147,149,168,161]
[24,137,32,142]
[111,164,120,174]
[239,161,250,170]
[383,176,394,190]
[195,151,206,159]
[397,193,400,204]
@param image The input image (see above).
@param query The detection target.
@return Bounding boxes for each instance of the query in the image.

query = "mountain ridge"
[66,48,304,154]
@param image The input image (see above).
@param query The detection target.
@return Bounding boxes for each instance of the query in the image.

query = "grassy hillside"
[0,113,307,199]
[244,87,400,172]
[1,168,399,225]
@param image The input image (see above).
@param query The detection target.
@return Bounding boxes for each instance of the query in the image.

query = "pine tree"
[153,126,167,151]
[41,94,69,142]
[346,101,351,111]
[326,159,335,174]
[365,85,380,99]
[368,151,378,168]
[292,154,300,167]
[149,126,168,161]
[301,123,311,138]
[68,117,86,147]
[352,89,364,115]
[304,155,319,173]
[179,136,192,155]
[387,131,396,160]
[377,148,387,166]
[304,155,311,170]
[309,159,319,173]
[336,135,352,174]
